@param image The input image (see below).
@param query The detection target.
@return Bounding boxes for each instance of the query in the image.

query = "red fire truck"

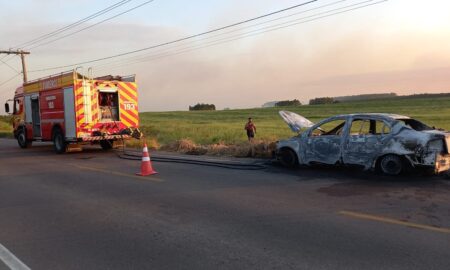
[4,70,141,153]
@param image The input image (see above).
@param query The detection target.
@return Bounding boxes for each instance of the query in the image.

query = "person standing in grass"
[245,117,257,142]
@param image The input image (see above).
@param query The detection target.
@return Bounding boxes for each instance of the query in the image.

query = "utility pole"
[0,50,30,83]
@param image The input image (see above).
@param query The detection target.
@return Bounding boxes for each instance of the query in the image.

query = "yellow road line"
[339,210,450,234]
[73,164,163,182]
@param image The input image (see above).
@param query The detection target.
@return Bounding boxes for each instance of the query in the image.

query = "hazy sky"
[1,0,450,113]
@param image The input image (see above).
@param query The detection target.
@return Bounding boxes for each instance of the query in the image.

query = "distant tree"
[189,103,216,111]
[275,99,302,107]
[309,97,338,105]
[334,93,397,102]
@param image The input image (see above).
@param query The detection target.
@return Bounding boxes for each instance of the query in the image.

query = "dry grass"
[158,138,276,158]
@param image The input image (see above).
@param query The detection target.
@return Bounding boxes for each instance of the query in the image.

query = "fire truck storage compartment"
[99,89,119,121]
[63,87,76,139]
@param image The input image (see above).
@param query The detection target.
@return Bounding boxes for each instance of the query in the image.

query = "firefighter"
[244,117,256,142]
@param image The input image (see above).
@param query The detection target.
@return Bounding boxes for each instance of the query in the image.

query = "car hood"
[279,111,314,133]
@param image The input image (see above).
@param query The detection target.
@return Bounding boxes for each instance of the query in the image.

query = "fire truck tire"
[17,128,32,148]
[53,129,66,154]
[100,140,113,150]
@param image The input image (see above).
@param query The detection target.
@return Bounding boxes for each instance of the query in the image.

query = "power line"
[29,0,318,72]
[93,0,349,69]
[97,0,371,70]
[0,56,20,74]
[101,0,387,72]
[0,74,20,88]
[15,0,132,49]
[28,0,155,50]
[0,1,133,71]
[94,0,384,72]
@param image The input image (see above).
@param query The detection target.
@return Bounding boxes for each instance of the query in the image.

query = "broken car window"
[375,120,391,134]
[350,120,371,135]
[311,119,346,136]
[397,119,433,131]
[350,119,391,136]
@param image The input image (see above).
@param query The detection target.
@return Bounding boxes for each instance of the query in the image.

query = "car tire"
[278,148,299,168]
[53,129,66,154]
[380,155,403,176]
[17,128,32,148]
[100,140,113,150]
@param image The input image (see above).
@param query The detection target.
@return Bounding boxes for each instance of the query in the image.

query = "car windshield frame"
[308,117,348,137]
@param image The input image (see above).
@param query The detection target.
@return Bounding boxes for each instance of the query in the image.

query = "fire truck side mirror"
[4,103,9,114]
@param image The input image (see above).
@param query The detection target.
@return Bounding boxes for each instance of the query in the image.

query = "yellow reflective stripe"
[119,89,136,103]
[121,83,138,99]
[121,109,138,125]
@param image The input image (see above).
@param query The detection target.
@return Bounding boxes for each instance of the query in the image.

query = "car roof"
[331,113,410,121]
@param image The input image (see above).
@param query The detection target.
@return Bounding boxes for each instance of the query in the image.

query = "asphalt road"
[0,138,449,270]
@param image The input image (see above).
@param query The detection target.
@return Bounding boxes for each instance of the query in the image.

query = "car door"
[342,117,391,166]
[304,117,348,165]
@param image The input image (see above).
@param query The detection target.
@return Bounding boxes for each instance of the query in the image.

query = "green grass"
[139,97,450,145]
[0,116,12,138]
[1,97,449,145]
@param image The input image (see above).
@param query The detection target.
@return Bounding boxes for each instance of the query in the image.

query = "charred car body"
[276,111,450,175]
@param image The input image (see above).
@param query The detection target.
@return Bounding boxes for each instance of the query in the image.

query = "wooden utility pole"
[0,50,30,83]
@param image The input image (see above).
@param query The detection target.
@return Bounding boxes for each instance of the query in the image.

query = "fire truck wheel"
[53,129,66,154]
[100,140,113,150]
[17,129,32,148]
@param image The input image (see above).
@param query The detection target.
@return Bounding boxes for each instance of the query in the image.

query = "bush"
[309,97,338,105]
[189,103,216,111]
[275,99,302,107]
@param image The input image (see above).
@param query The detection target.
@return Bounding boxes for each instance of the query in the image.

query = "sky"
[1,0,450,113]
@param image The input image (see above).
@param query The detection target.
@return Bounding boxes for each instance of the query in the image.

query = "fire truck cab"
[4,70,141,153]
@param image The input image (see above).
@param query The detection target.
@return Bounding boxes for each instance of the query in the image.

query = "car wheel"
[17,128,31,148]
[53,129,66,154]
[278,148,298,168]
[380,155,403,176]
[100,140,113,150]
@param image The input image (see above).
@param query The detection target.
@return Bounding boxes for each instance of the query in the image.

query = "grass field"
[1,97,449,147]
[139,97,450,146]
[0,116,12,138]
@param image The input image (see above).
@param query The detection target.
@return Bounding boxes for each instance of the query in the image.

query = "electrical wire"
[28,0,318,73]
[94,0,386,73]
[0,1,133,70]
[28,0,155,50]
[0,56,20,74]
[15,0,132,49]
[93,0,351,70]
[0,74,21,95]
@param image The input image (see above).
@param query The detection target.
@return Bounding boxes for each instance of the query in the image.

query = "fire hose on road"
[116,149,268,170]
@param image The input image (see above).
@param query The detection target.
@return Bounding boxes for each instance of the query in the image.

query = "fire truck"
[4,70,141,153]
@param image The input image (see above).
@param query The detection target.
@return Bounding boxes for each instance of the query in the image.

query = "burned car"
[275,111,450,176]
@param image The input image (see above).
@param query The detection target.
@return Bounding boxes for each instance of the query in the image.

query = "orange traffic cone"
[136,144,158,176]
